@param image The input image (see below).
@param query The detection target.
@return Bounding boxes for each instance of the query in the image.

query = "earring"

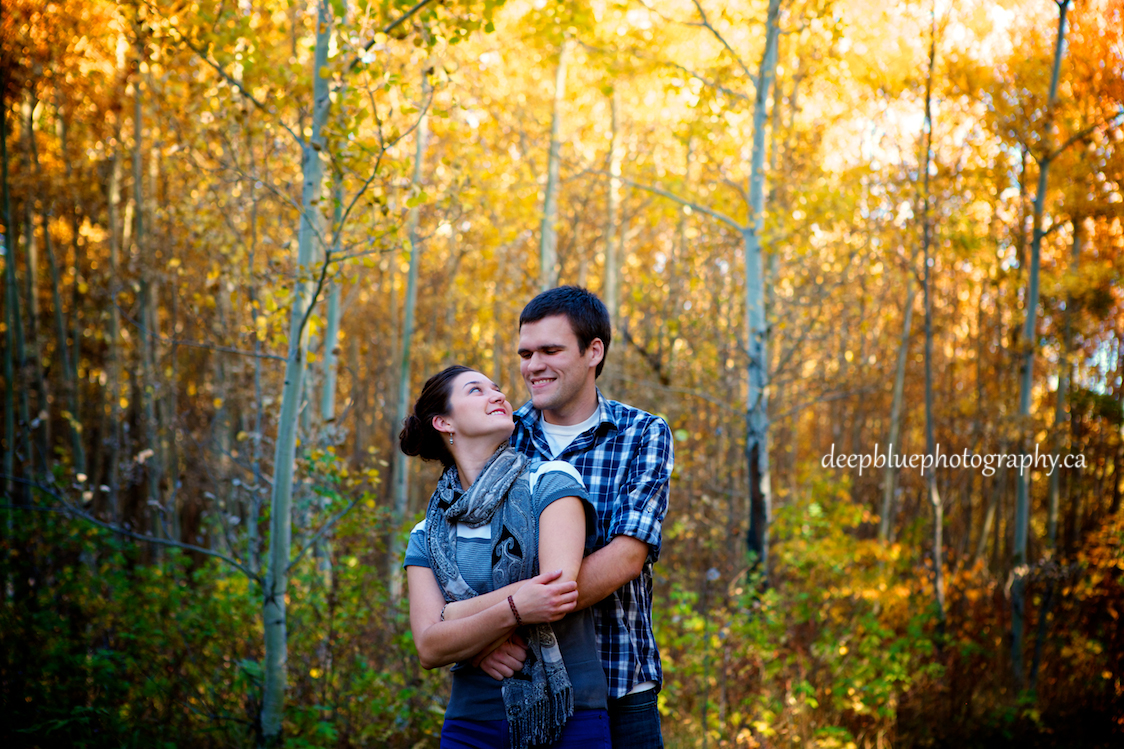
[449,434,454,445]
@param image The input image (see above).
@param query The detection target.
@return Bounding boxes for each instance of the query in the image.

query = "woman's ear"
[432,414,453,436]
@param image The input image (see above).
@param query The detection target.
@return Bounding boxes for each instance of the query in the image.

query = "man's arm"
[575,534,648,610]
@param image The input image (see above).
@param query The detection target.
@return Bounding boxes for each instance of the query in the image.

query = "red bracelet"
[507,595,523,627]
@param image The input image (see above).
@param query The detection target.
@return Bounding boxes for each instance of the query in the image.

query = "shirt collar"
[515,389,619,433]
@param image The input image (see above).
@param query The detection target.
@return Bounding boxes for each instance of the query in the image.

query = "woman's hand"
[510,568,578,623]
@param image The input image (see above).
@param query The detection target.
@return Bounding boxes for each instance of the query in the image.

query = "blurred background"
[1,0,1122,746]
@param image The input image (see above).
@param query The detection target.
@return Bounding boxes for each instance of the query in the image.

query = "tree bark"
[539,39,569,290]
[131,53,163,534]
[55,105,87,476]
[604,88,623,323]
[1012,0,1069,690]
[259,1,334,743]
[22,94,49,475]
[2,90,23,508]
[4,98,32,499]
[880,280,916,544]
[319,178,344,428]
[920,2,946,628]
[744,0,781,577]
[105,139,124,522]
[389,76,430,600]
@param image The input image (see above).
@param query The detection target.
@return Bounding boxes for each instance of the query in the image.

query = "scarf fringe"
[506,685,574,749]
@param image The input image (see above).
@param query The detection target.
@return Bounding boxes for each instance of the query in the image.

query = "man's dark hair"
[519,286,612,377]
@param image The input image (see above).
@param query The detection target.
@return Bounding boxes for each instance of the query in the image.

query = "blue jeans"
[608,688,663,748]
[441,709,610,748]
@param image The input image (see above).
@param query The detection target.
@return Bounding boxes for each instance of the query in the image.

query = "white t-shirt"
[540,408,601,458]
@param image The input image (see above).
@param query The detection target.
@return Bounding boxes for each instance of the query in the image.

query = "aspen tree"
[389,73,430,600]
[1012,0,1070,689]
[540,38,569,290]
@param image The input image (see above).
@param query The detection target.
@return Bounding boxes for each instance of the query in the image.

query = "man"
[480,286,673,748]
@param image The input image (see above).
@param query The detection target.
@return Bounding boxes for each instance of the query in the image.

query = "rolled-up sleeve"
[608,416,673,561]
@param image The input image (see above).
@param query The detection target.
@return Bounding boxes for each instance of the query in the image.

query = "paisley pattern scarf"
[426,444,574,749]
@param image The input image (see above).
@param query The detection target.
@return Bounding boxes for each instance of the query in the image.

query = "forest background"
[1,0,1123,747]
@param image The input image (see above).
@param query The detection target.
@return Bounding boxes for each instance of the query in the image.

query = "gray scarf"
[426,444,574,749]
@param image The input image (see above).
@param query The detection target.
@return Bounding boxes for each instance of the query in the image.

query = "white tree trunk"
[743,0,781,577]
[259,1,334,743]
[539,39,569,290]
[604,88,623,322]
[1012,0,1069,689]
[389,78,430,601]
[880,281,916,544]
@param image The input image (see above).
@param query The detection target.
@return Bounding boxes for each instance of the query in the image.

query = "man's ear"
[587,338,605,370]
[432,414,453,436]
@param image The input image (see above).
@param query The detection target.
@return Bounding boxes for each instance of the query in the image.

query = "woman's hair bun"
[397,365,473,467]
[398,413,427,458]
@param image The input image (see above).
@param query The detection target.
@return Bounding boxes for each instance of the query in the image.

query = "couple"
[400,286,673,749]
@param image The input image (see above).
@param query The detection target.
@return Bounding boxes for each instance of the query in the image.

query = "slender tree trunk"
[23,95,49,475]
[106,141,124,521]
[604,88,623,322]
[539,39,569,290]
[319,178,344,427]
[4,100,31,497]
[2,91,20,507]
[1012,0,1069,690]
[744,0,781,577]
[131,58,163,534]
[389,78,430,599]
[43,217,82,471]
[1046,219,1080,552]
[56,106,86,476]
[260,2,334,743]
[880,281,917,544]
[1029,218,1081,690]
[920,3,946,629]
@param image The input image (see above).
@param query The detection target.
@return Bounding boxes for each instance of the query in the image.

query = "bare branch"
[286,494,363,574]
[586,168,745,230]
[114,299,286,362]
[1048,109,1124,161]
[347,0,442,74]
[173,33,302,146]
[689,0,758,86]
[577,40,750,103]
[2,477,262,584]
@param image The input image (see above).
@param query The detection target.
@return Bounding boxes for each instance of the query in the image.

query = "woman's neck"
[452,438,507,489]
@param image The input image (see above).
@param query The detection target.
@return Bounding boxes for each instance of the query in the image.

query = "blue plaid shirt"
[511,392,673,699]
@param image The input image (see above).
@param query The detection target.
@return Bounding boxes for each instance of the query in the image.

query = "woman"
[400,365,610,749]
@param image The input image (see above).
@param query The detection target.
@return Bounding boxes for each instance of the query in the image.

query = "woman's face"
[438,370,514,443]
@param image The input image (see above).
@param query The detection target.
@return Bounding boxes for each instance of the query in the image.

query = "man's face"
[517,314,602,421]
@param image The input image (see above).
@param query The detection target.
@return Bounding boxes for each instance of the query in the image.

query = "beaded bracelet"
[507,595,523,627]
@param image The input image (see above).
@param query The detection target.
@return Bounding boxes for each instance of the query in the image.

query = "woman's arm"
[442,569,576,623]
[407,565,521,669]
[407,495,585,670]
[472,495,587,678]
[443,495,587,622]
[535,496,586,585]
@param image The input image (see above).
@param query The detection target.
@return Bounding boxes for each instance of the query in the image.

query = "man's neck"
[541,388,599,427]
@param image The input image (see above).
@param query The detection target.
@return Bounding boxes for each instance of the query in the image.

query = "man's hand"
[475,634,528,680]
